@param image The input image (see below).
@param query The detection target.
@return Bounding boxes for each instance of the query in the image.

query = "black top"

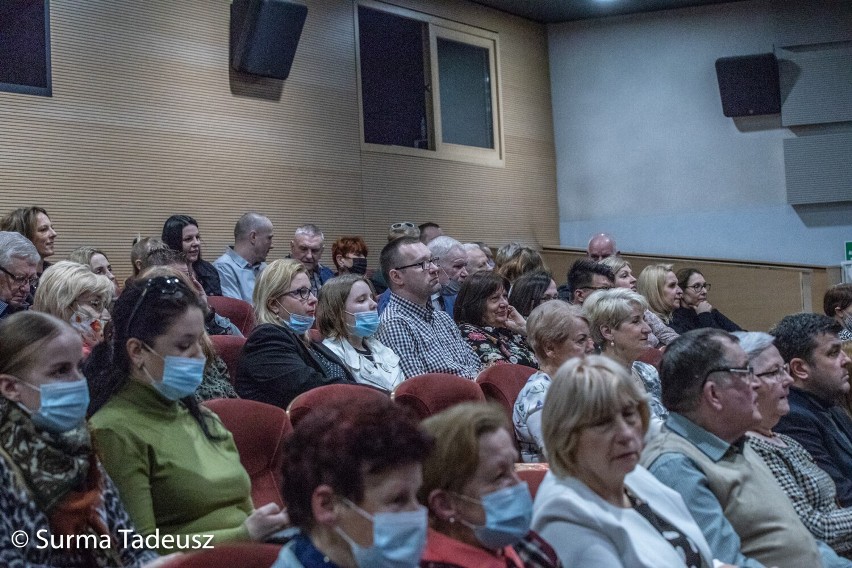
[670,307,742,334]
[193,259,222,296]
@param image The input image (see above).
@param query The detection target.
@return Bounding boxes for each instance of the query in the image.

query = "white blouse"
[321,337,405,392]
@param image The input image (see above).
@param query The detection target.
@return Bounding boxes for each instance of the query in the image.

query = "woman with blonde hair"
[636,263,682,347]
[236,259,354,408]
[497,247,546,283]
[69,246,121,296]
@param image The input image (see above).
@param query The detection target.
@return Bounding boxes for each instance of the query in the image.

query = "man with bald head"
[215,212,274,303]
[587,233,618,262]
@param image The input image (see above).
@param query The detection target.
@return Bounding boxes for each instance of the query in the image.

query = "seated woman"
[272,398,432,568]
[455,271,537,368]
[69,246,121,296]
[236,259,354,409]
[331,236,368,276]
[161,214,221,296]
[1,206,57,277]
[670,268,742,334]
[514,301,595,462]
[534,356,718,567]
[418,402,560,568]
[508,270,558,318]
[0,312,165,567]
[636,264,682,347]
[316,274,403,392]
[825,283,852,342]
[496,247,546,283]
[599,256,637,292]
[86,276,287,552]
[584,288,667,421]
[33,261,114,357]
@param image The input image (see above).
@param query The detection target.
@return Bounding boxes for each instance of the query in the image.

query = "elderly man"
[586,233,618,261]
[418,222,443,244]
[462,242,490,275]
[375,236,481,379]
[427,236,468,315]
[561,259,613,305]
[289,223,334,295]
[214,212,274,304]
[0,232,39,320]
[772,313,852,507]
[642,328,828,568]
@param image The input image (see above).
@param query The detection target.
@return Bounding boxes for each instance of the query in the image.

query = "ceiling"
[468,0,749,23]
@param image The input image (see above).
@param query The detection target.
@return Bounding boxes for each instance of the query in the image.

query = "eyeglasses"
[579,285,613,292]
[0,265,37,288]
[701,365,755,387]
[390,222,416,230]
[755,363,790,382]
[283,287,313,301]
[687,282,711,292]
[394,257,439,271]
[126,276,185,335]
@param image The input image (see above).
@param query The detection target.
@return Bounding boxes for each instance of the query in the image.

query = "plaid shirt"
[376,292,482,379]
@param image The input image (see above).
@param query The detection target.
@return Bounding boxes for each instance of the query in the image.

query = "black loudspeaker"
[714,53,781,117]
[230,0,308,79]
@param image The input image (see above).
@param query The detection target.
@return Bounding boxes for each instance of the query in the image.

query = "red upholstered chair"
[161,544,282,567]
[287,383,389,428]
[209,335,246,385]
[476,364,538,423]
[637,346,664,371]
[203,398,291,509]
[391,373,486,421]
[515,463,549,498]
[207,295,256,336]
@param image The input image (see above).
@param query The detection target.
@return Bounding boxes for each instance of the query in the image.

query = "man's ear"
[389,268,404,287]
[702,380,725,412]
[311,484,340,527]
[788,357,809,382]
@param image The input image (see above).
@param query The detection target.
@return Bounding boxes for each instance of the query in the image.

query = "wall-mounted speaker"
[714,53,781,117]
[230,0,307,80]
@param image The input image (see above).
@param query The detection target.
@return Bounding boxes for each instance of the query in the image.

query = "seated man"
[560,258,613,305]
[375,237,481,379]
[586,232,618,261]
[214,212,274,304]
[418,221,443,244]
[427,236,468,315]
[773,313,852,507]
[642,328,830,568]
[289,223,334,295]
[462,242,490,275]
[0,232,39,320]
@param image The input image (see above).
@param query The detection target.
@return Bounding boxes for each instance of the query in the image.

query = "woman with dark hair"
[508,270,558,318]
[670,268,741,334]
[331,237,369,276]
[161,214,222,296]
[455,271,537,368]
[496,247,546,283]
[825,283,852,342]
[272,398,433,567]
[86,276,287,552]
[1,205,57,276]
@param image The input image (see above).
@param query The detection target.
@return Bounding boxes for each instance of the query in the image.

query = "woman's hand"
[693,300,713,314]
[504,306,527,335]
[244,502,290,541]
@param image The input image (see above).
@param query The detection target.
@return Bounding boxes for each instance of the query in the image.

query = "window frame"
[0,0,52,97]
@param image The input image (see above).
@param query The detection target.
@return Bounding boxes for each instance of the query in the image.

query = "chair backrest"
[207,295,256,336]
[391,373,486,421]
[160,543,282,568]
[203,398,291,509]
[209,335,247,385]
[515,463,549,498]
[475,364,538,422]
[287,383,389,428]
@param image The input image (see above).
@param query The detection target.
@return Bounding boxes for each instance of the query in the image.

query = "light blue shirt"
[213,247,265,304]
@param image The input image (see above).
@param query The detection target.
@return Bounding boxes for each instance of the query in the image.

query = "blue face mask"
[456,482,532,549]
[336,500,427,568]
[18,379,90,434]
[276,301,315,335]
[346,310,380,338]
[144,346,205,401]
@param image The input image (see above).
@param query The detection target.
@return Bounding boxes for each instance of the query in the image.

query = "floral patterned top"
[458,324,538,369]
[513,371,551,463]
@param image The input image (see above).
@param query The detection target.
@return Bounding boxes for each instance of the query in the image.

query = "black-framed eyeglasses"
[687,282,711,292]
[0,264,37,288]
[755,363,790,382]
[283,286,313,301]
[394,257,439,271]
[126,276,185,335]
[580,285,613,292]
[701,365,754,387]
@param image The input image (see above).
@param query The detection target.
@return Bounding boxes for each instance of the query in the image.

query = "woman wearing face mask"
[316,274,403,393]
[161,214,222,297]
[670,268,742,334]
[418,403,560,568]
[636,264,682,347]
[0,311,170,567]
[331,237,369,276]
[272,398,433,568]
[33,261,114,358]
[236,259,354,409]
[534,356,719,567]
[86,276,288,552]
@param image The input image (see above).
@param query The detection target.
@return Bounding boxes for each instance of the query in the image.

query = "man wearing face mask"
[427,236,469,316]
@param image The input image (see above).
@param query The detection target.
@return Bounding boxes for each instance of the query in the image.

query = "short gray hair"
[733,331,775,361]
[0,231,39,266]
[294,224,324,240]
[427,236,462,259]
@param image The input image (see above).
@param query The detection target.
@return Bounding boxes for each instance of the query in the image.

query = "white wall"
[548,0,852,265]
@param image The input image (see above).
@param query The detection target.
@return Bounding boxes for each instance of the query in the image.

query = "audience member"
[0,312,166,568]
[273,399,432,568]
[637,263,681,346]
[1,206,57,275]
[419,403,560,568]
[428,236,469,315]
[772,313,852,507]
[373,222,420,298]
[331,236,368,276]
[69,246,121,296]
[129,236,167,281]
[494,242,522,271]
[586,233,618,262]
[161,214,222,296]
[599,255,637,291]
[214,212,274,304]
[419,221,443,244]
[455,271,537,368]
[514,302,594,462]
[87,276,288,551]
[496,247,546,283]
[671,268,742,334]
[0,231,39,320]
[236,259,353,408]
[563,258,613,305]
[475,241,496,270]
[535,356,718,567]
[33,261,113,357]
[375,237,481,379]
[317,274,403,392]
[462,242,491,275]
[825,283,852,342]
[290,223,334,295]
[642,328,822,567]
[508,270,558,318]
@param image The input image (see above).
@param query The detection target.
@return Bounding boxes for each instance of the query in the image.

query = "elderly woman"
[33,260,114,357]
[419,403,561,568]
[317,274,403,392]
[331,236,369,276]
[236,259,354,409]
[508,270,558,318]
[671,268,742,334]
[739,331,852,559]
[1,205,57,275]
[69,246,121,296]
[272,399,432,568]
[533,356,717,567]
[161,214,222,296]
[0,312,170,567]
[584,288,667,421]
[455,271,537,368]
[825,283,852,342]
[514,301,595,462]
[636,263,682,347]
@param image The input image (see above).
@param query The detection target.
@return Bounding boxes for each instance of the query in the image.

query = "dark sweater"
[670,307,743,334]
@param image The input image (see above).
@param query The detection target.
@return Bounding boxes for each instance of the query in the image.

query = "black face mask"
[350,257,368,275]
